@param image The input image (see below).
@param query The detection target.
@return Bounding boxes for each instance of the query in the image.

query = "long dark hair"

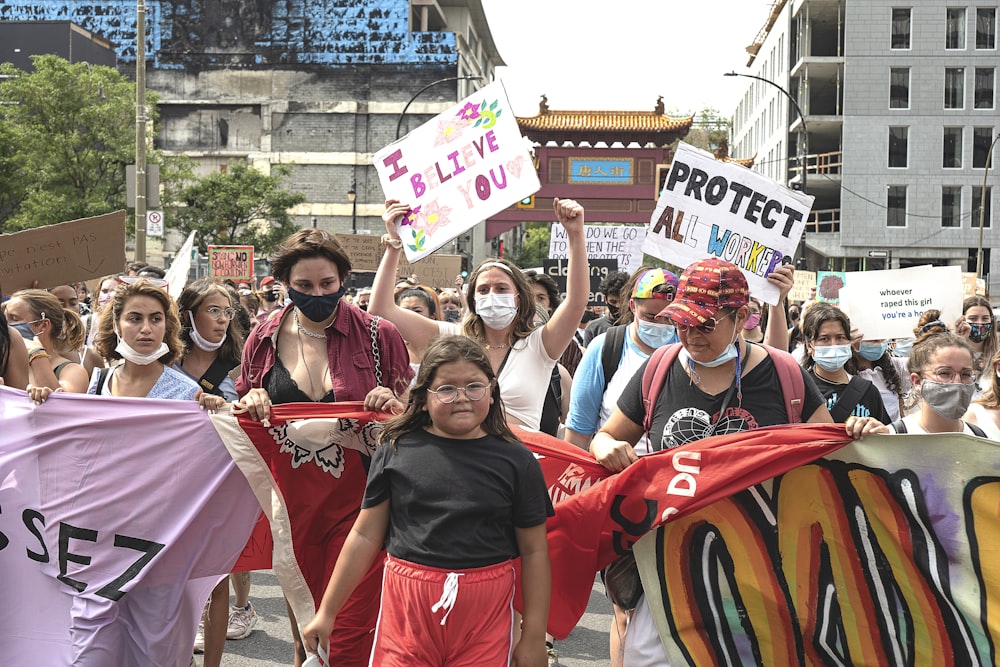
[800,302,853,372]
[377,335,517,447]
[0,307,9,378]
[176,278,245,367]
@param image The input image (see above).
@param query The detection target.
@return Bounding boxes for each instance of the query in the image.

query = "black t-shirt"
[809,370,891,424]
[362,430,554,569]
[617,348,825,451]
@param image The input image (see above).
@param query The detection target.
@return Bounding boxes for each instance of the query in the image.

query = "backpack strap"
[96,366,112,395]
[966,421,988,438]
[601,325,629,393]
[828,376,870,423]
[640,343,683,436]
[890,418,908,434]
[197,358,239,397]
[760,344,805,423]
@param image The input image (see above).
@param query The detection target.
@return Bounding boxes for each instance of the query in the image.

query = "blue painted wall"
[0,0,457,69]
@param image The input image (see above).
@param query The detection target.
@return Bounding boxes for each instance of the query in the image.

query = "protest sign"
[816,270,846,305]
[839,265,963,340]
[397,253,463,290]
[207,245,254,281]
[548,224,645,276]
[543,258,619,306]
[335,233,382,272]
[962,271,987,298]
[641,142,813,305]
[789,269,816,304]
[373,80,540,262]
[0,211,126,291]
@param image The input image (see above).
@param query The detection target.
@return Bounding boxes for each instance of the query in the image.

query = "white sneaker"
[227,602,258,640]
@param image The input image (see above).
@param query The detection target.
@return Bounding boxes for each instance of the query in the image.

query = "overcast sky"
[480,0,775,117]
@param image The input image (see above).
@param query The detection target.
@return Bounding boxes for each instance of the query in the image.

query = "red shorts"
[368,556,516,667]
[328,551,384,666]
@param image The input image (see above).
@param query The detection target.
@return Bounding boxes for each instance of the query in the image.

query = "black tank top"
[265,353,335,404]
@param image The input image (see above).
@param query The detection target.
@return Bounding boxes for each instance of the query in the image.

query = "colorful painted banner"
[642,142,813,305]
[549,224,646,276]
[0,387,259,666]
[637,430,1000,665]
[207,244,255,281]
[373,80,540,262]
[839,265,964,340]
[816,270,846,305]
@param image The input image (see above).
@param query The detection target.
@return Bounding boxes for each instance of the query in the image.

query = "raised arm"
[541,198,588,360]
[764,263,793,351]
[367,199,443,352]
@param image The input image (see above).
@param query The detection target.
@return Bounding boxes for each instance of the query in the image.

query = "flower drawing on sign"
[407,228,428,253]
[401,205,422,227]
[414,200,452,236]
[472,99,502,129]
[457,101,481,122]
[434,113,472,146]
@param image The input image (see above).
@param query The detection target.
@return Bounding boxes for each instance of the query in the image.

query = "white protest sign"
[373,81,540,262]
[839,265,964,340]
[548,224,645,276]
[641,142,813,305]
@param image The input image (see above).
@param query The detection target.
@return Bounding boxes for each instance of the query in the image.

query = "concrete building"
[0,0,502,263]
[729,0,999,295]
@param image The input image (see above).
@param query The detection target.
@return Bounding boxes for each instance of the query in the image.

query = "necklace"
[294,309,326,339]
[484,341,509,351]
[295,325,330,399]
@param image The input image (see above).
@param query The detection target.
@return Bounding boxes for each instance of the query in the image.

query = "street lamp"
[396,75,483,140]
[977,134,1000,280]
[347,177,357,234]
[724,71,809,268]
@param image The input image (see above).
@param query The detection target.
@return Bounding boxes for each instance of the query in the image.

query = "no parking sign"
[146,210,164,238]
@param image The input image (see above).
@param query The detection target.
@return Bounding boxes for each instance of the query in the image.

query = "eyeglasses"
[920,367,978,384]
[118,275,169,289]
[203,306,236,321]
[674,311,733,335]
[426,382,491,403]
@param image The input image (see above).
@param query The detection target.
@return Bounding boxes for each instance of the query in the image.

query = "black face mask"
[262,290,278,302]
[357,302,368,312]
[288,285,346,323]
[606,303,620,320]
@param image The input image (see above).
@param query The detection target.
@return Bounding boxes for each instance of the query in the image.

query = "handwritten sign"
[549,225,645,276]
[838,265,963,340]
[543,258,619,307]
[335,234,382,273]
[373,80,540,262]
[0,211,126,292]
[789,269,816,304]
[397,254,463,290]
[962,272,987,298]
[641,142,813,305]
[207,245,254,281]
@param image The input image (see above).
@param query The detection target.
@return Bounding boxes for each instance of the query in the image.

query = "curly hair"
[176,278,245,367]
[94,279,184,365]
[378,335,516,447]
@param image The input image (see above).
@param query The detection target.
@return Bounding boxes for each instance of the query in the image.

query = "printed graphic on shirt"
[825,392,873,419]
[662,406,760,450]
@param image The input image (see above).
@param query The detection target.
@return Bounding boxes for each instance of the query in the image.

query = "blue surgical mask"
[858,342,887,362]
[288,285,346,323]
[636,320,677,349]
[813,344,853,372]
[893,339,914,357]
[11,321,37,339]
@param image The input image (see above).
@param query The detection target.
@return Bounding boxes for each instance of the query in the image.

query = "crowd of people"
[2,195,997,667]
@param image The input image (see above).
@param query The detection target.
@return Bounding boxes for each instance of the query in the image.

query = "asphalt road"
[205,570,614,666]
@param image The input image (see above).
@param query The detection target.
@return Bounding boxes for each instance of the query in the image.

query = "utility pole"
[134,0,147,263]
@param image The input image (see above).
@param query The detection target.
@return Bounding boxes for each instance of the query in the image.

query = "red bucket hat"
[658,258,749,326]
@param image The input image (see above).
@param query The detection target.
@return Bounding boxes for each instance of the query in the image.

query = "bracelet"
[28,347,50,363]
[380,234,403,250]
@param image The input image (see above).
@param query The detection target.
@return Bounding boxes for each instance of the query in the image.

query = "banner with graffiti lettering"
[642,142,813,305]
[636,431,1000,665]
[0,387,259,666]
[373,80,540,262]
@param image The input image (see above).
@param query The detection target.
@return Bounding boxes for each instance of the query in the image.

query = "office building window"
[942,186,962,227]
[945,68,965,108]
[889,127,909,167]
[977,8,997,49]
[975,67,995,108]
[892,8,912,49]
[887,186,907,227]
[890,68,910,108]
[973,186,992,228]
[947,8,967,48]
[974,127,997,168]
[944,127,963,167]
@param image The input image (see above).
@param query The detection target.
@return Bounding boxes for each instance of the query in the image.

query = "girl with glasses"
[302,335,552,667]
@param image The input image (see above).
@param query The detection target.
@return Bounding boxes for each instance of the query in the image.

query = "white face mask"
[475,293,518,331]
[114,326,169,366]
[188,311,226,352]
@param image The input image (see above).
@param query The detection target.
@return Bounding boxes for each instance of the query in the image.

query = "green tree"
[171,161,305,255]
[0,55,157,232]
[511,221,551,269]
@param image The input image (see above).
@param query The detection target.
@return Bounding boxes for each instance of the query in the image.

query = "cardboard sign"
[641,142,813,305]
[789,270,817,304]
[207,245,254,281]
[0,211,126,292]
[962,272,987,298]
[838,265,964,340]
[548,225,645,276]
[374,80,540,262]
[543,258,619,307]
[397,253,463,290]
[334,234,383,273]
[816,270,846,305]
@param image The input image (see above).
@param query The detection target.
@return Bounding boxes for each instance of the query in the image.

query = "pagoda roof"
[516,96,693,147]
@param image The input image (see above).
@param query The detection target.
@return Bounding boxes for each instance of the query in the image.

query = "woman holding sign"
[370,197,589,432]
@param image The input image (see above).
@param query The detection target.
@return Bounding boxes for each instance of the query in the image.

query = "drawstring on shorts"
[430,572,464,625]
